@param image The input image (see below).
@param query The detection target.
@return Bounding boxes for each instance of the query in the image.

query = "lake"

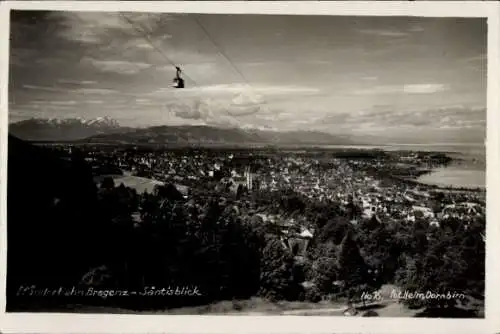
[416,167,486,189]
[322,143,486,189]
[415,146,486,189]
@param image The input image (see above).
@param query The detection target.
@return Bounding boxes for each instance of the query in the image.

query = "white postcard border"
[0,1,498,334]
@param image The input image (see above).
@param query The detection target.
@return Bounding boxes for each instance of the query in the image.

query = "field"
[94,175,164,194]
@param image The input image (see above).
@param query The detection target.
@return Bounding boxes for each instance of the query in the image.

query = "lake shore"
[416,167,485,190]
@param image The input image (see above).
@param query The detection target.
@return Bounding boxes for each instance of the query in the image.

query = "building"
[229,176,247,193]
[244,165,253,190]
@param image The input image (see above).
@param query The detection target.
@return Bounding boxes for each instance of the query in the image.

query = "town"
[55,144,485,234]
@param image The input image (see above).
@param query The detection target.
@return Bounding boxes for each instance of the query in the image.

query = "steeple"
[245,165,252,190]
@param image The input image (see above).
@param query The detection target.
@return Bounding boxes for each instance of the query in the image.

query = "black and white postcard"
[1,1,499,334]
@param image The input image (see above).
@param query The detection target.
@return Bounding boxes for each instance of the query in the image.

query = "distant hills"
[9,117,130,141]
[9,118,355,146]
[9,117,484,147]
[85,125,355,146]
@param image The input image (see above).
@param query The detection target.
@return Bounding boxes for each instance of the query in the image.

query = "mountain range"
[9,117,126,141]
[9,117,484,147]
[8,117,355,146]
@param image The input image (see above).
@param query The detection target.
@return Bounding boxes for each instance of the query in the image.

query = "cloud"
[357,29,409,37]
[403,84,447,94]
[73,88,122,95]
[162,96,262,126]
[464,54,486,63]
[49,101,78,105]
[136,43,155,49]
[121,13,178,34]
[34,58,68,66]
[19,84,135,104]
[231,92,265,106]
[157,62,218,79]
[167,102,204,120]
[354,86,399,95]
[243,60,333,67]
[313,104,485,133]
[135,98,155,105]
[355,83,448,95]
[24,103,75,111]
[144,84,320,117]
[21,84,122,96]
[226,105,262,117]
[56,12,136,45]
[55,11,176,62]
[86,58,152,75]
[57,79,97,85]
[409,25,425,33]
[241,123,277,131]
[22,84,68,93]
[132,98,164,107]
[157,83,319,96]
[10,48,40,66]
[147,84,307,122]
[28,100,50,105]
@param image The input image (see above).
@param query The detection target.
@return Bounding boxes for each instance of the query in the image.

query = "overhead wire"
[71,11,266,125]
[57,12,157,102]
[191,15,271,114]
[118,12,198,87]
[66,12,167,98]
[192,16,252,90]
[64,12,323,110]
[119,12,250,125]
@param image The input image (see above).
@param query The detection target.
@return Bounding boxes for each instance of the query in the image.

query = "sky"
[8,11,487,142]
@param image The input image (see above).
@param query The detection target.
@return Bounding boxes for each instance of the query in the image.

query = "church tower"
[245,165,252,190]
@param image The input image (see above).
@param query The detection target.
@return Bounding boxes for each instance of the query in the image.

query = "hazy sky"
[9,11,486,141]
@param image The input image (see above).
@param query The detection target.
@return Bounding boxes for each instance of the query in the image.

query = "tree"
[459,217,485,299]
[337,230,377,305]
[236,184,245,199]
[259,237,300,301]
[358,223,401,284]
[308,242,338,296]
[316,216,352,245]
[101,176,115,190]
[397,219,483,314]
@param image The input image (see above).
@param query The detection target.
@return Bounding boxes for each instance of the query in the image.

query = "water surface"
[416,167,485,189]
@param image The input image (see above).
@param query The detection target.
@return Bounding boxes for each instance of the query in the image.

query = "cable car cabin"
[173,66,185,88]
[173,77,184,88]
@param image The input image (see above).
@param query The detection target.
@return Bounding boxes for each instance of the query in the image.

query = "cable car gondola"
[173,66,185,88]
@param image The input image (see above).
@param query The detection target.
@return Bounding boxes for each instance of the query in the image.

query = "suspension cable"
[192,15,270,108]
[118,12,198,87]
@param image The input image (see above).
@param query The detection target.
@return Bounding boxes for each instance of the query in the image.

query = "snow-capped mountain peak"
[85,116,120,127]
[18,117,120,127]
[9,117,123,141]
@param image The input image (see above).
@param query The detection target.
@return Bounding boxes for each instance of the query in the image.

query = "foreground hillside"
[7,135,100,304]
